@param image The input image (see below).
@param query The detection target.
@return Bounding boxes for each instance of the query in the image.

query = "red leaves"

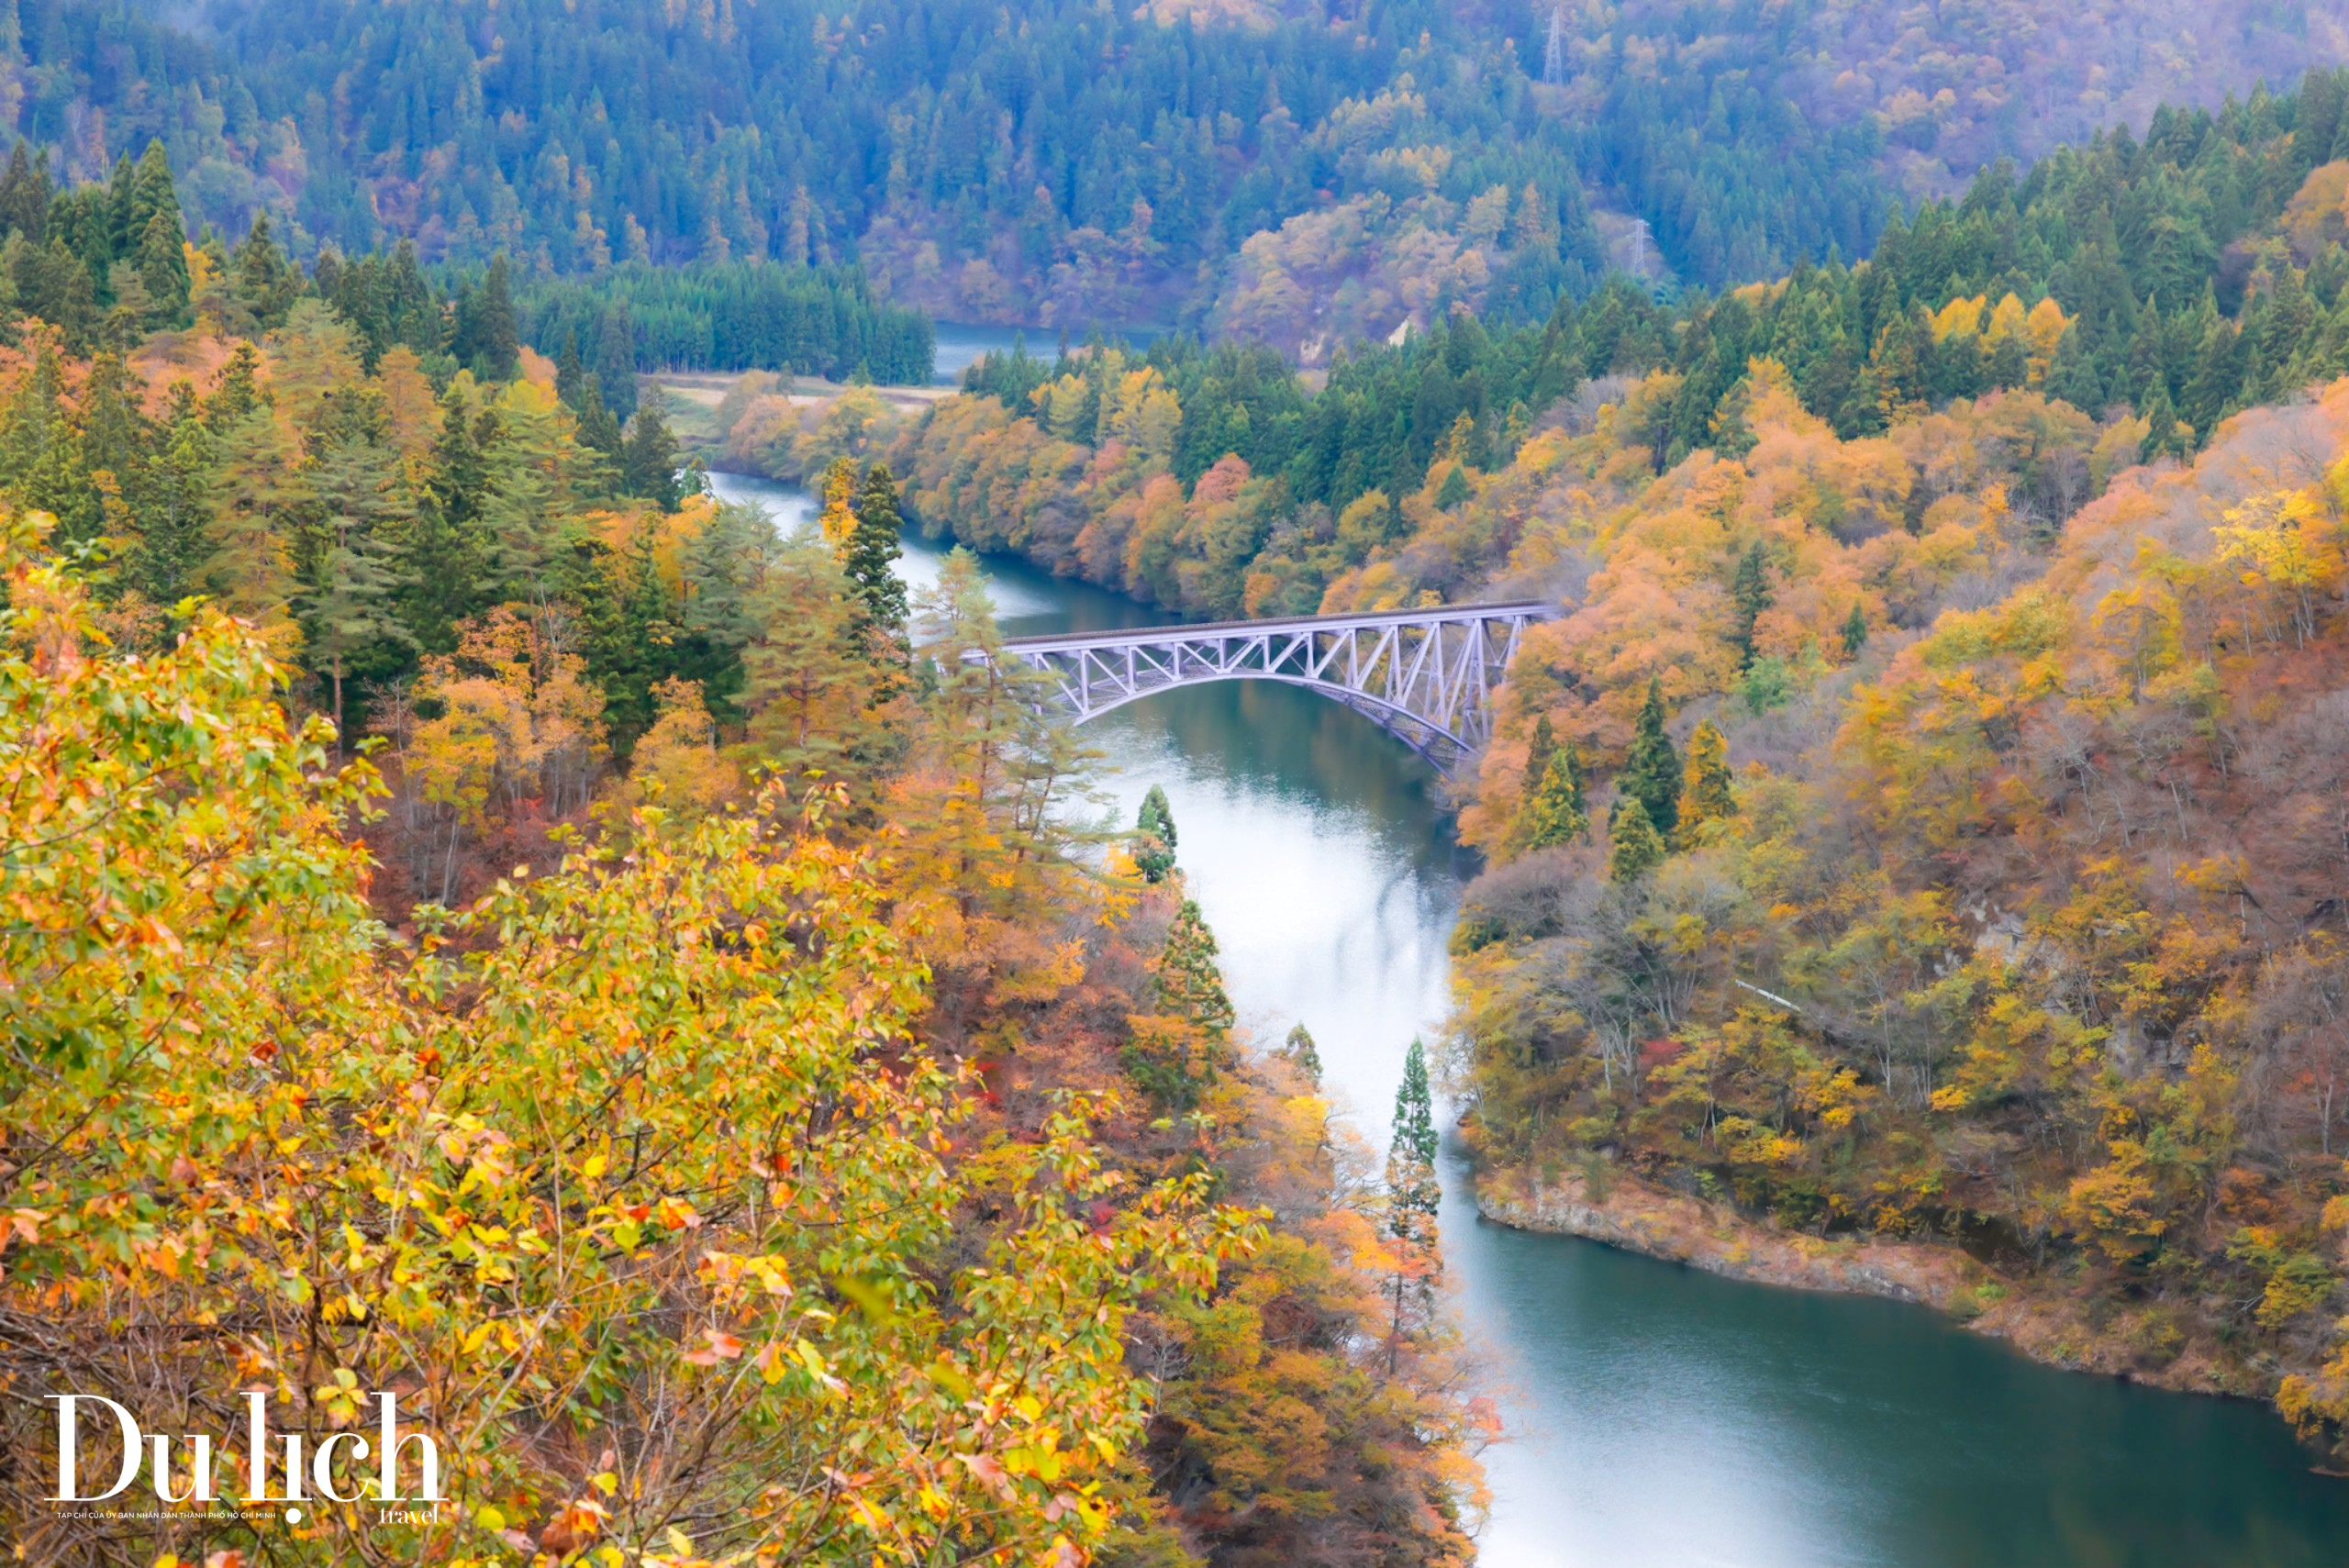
[683,1328,745,1366]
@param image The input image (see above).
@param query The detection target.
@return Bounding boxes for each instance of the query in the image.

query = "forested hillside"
[1445,348,2349,1473]
[675,72,2349,1469]
[0,0,2340,344]
[703,73,2349,625]
[0,149,1486,1567]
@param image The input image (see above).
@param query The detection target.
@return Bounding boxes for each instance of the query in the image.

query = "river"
[929,321,1166,385]
[707,468,2349,1568]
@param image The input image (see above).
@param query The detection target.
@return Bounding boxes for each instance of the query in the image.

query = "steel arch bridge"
[972,601,1555,774]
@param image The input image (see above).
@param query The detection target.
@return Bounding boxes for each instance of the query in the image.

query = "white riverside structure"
[969,600,1556,774]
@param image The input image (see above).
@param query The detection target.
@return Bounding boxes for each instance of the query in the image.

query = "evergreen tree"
[573,375,625,474]
[1434,462,1472,510]
[1383,1038,1442,1373]
[1841,601,1869,658]
[1524,714,1555,789]
[738,541,868,776]
[555,332,585,408]
[1125,895,1236,1110]
[205,341,264,431]
[675,498,774,726]
[1618,677,1682,838]
[619,390,682,510]
[126,141,188,324]
[1154,898,1234,1038]
[125,384,215,607]
[400,392,499,648]
[1519,736,1587,851]
[298,428,418,748]
[1729,541,1772,670]
[202,404,304,631]
[1607,796,1668,883]
[1134,783,1178,883]
[472,252,521,381]
[843,462,912,658]
[230,212,295,329]
[0,346,101,543]
[596,306,638,418]
[0,142,50,241]
[1281,1022,1322,1081]
[1677,720,1735,845]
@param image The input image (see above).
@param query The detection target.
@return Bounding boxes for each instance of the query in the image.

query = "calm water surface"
[930,321,1163,385]
[707,471,2349,1568]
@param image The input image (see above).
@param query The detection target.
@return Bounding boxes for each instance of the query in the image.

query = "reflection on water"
[705,472,2349,1568]
[930,320,1166,387]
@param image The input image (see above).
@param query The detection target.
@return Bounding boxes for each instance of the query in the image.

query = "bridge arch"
[971,602,1553,775]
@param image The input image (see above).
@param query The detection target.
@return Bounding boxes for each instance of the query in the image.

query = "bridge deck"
[996,599,1555,651]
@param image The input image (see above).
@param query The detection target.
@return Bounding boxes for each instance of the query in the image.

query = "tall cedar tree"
[1281,1021,1322,1080]
[1134,783,1178,883]
[462,252,521,381]
[1607,796,1668,883]
[1154,898,1234,1039]
[1729,541,1772,670]
[1842,601,1870,657]
[844,462,912,662]
[1524,714,1555,787]
[1520,735,1588,851]
[1618,677,1682,837]
[621,389,683,510]
[1384,1038,1442,1373]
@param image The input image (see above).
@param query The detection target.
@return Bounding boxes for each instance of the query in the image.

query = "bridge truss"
[975,601,1553,774]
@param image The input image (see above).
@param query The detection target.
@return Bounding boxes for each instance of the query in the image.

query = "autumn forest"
[7,2,2349,1566]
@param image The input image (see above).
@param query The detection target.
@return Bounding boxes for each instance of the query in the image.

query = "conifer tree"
[573,374,625,473]
[1384,1038,1442,1372]
[1134,783,1178,883]
[205,341,263,431]
[472,252,521,381]
[620,389,682,510]
[1519,735,1587,851]
[127,141,187,324]
[230,212,295,329]
[202,404,304,634]
[740,541,876,782]
[1841,601,1869,658]
[1607,796,1668,883]
[125,384,215,607]
[298,429,417,748]
[0,142,50,241]
[399,392,498,648]
[1618,677,1681,838]
[555,332,585,408]
[1155,898,1234,1039]
[1281,1022,1322,1081]
[596,306,638,417]
[1729,541,1772,670]
[843,462,911,658]
[1434,462,1472,510]
[1524,713,1555,788]
[1677,720,1735,845]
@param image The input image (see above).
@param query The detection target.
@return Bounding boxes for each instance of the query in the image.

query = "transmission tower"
[1542,5,1565,85]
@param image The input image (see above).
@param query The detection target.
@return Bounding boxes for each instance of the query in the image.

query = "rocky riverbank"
[1475,1162,2272,1403]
